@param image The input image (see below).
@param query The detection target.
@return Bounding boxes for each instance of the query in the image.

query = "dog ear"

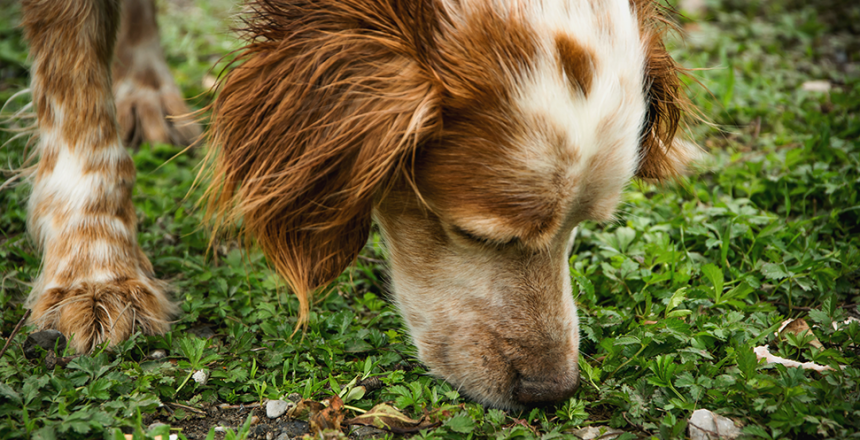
[206,0,440,328]
[634,2,700,181]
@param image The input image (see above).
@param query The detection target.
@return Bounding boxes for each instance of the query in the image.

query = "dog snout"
[512,364,580,407]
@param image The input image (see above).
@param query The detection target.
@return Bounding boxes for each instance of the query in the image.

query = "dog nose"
[513,370,580,406]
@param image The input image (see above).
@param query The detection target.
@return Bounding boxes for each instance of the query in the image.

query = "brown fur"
[22,0,121,149]
[631,0,693,180]
[208,0,693,328]
[555,33,595,97]
[113,0,202,148]
[17,0,696,407]
[207,0,445,327]
[21,0,175,353]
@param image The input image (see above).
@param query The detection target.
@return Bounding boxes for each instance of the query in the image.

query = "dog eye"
[451,226,516,248]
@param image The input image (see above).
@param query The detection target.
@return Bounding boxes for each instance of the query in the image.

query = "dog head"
[210,0,696,409]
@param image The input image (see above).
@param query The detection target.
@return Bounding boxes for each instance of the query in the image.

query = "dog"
[18,0,695,409]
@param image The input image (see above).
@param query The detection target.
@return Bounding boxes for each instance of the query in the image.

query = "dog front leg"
[113,0,201,148]
[22,0,176,353]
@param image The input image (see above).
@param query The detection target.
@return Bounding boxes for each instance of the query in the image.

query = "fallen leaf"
[753,345,833,372]
[310,395,345,435]
[777,318,823,349]
[345,403,441,434]
[288,399,325,420]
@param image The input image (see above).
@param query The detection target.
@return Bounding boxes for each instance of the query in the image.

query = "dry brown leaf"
[310,395,346,435]
[288,398,325,420]
[778,318,823,349]
[345,403,441,434]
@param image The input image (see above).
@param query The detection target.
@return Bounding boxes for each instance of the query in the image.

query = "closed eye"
[451,226,518,248]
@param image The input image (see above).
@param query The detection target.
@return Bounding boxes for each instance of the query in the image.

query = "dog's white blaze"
[514,0,646,183]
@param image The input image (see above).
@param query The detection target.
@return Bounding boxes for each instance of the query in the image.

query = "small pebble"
[688,409,741,440]
[267,400,291,419]
[150,349,167,360]
[250,416,260,425]
[351,426,388,440]
[192,370,209,385]
[275,433,291,440]
[286,393,302,403]
[569,426,624,440]
[801,80,831,93]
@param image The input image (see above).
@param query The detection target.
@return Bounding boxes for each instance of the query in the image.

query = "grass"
[2,0,859,438]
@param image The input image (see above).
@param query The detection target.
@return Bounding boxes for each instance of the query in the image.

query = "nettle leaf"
[389,384,410,398]
[68,354,114,382]
[89,410,114,427]
[445,412,476,434]
[666,287,688,316]
[574,275,595,300]
[0,383,21,405]
[615,336,642,346]
[486,408,506,425]
[667,309,692,318]
[579,357,602,384]
[722,282,754,302]
[83,378,113,400]
[556,397,588,424]
[736,345,760,379]
[807,309,830,327]
[22,375,50,405]
[675,372,696,388]
[742,424,773,440]
[32,426,56,440]
[760,263,789,280]
[701,264,724,298]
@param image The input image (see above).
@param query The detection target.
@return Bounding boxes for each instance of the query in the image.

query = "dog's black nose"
[512,370,580,406]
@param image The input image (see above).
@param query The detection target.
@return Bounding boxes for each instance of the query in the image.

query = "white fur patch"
[513,0,646,182]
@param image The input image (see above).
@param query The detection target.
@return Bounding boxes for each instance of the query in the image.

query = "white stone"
[150,349,167,360]
[688,409,742,440]
[801,80,831,93]
[569,426,624,440]
[266,399,292,419]
[192,370,209,385]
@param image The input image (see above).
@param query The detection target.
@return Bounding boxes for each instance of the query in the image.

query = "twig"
[217,403,261,410]
[621,412,645,433]
[774,302,813,311]
[44,350,78,369]
[165,402,207,415]
[774,302,858,311]
[0,309,31,359]
[358,255,385,264]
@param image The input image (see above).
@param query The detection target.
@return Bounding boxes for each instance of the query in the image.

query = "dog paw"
[114,66,202,148]
[28,277,174,354]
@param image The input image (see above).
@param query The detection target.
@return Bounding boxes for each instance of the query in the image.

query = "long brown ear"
[634,0,700,181]
[206,0,441,328]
